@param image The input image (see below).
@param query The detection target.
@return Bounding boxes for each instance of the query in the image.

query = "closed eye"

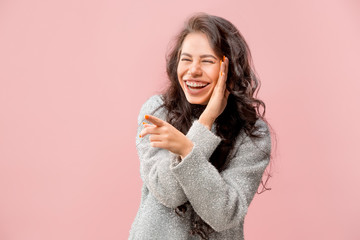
[203,60,215,63]
[181,58,191,61]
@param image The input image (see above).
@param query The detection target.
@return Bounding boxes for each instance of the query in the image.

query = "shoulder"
[137,94,166,122]
[253,118,271,152]
[253,118,270,136]
[140,94,164,112]
[231,118,271,158]
[236,118,270,140]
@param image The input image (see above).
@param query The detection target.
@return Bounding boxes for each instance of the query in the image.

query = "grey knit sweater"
[129,95,271,240]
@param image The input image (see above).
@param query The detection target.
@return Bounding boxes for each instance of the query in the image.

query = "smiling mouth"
[185,81,209,89]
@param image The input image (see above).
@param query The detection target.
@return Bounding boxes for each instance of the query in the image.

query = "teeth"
[186,82,208,87]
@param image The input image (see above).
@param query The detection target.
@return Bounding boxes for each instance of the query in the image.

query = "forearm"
[169,119,271,232]
[171,150,268,232]
[136,95,189,208]
[137,133,188,208]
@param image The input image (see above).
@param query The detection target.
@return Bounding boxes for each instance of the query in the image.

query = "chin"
[185,96,209,105]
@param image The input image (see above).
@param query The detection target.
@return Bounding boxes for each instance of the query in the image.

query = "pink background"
[1,0,359,239]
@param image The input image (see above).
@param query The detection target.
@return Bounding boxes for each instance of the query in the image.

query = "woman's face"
[177,32,221,105]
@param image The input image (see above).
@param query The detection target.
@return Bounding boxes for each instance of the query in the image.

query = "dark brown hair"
[161,13,271,239]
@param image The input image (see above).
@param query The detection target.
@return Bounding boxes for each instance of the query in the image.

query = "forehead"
[181,32,216,55]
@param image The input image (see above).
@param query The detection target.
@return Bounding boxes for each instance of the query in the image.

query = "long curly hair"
[161,13,271,239]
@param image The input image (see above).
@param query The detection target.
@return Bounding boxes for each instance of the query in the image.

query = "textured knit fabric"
[128,95,271,240]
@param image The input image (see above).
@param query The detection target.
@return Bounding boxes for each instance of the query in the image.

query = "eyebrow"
[180,52,218,60]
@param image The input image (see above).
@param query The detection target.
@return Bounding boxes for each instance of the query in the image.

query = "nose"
[188,61,202,77]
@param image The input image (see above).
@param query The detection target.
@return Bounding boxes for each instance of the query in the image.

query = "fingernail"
[139,134,142,138]
[221,71,223,76]
[223,55,225,61]
[145,115,149,119]
[142,122,146,125]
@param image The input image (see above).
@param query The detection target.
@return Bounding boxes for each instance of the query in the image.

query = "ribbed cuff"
[170,120,221,169]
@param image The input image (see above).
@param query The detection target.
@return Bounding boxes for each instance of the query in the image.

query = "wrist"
[179,140,194,159]
[198,113,215,130]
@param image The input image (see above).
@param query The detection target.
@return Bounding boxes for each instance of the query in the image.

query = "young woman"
[129,13,272,240]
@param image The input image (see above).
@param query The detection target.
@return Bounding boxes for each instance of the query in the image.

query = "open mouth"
[183,80,210,95]
[185,81,209,90]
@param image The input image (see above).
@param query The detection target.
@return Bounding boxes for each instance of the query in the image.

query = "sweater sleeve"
[170,119,271,232]
[136,95,188,208]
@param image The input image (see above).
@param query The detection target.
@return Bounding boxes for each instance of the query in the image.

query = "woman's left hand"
[140,115,194,159]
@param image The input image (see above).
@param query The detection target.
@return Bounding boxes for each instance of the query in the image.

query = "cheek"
[177,64,184,79]
[208,68,219,83]
[177,69,185,89]
[176,66,181,83]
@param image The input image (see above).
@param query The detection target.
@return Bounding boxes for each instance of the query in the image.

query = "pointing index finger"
[144,114,165,127]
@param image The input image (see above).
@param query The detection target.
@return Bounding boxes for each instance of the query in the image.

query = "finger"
[219,58,225,78]
[222,57,230,93]
[149,135,162,142]
[144,114,165,127]
[216,60,225,85]
[150,141,166,148]
[217,57,227,93]
[220,56,228,76]
[140,125,160,138]
[224,57,229,76]
[221,57,229,83]
[142,123,156,128]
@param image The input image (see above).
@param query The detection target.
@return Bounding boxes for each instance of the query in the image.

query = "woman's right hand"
[199,56,230,130]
